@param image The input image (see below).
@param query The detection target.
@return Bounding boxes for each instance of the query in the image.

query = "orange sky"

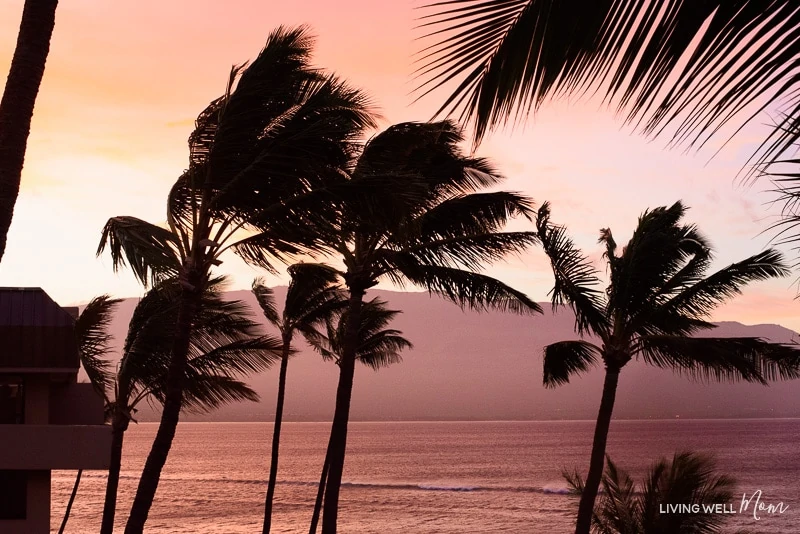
[1,0,798,330]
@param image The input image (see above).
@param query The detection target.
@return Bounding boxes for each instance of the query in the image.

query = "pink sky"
[1,0,798,330]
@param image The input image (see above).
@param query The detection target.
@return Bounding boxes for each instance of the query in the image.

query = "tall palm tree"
[306,297,413,534]
[415,1,800,173]
[96,27,376,533]
[251,263,345,534]
[100,276,282,534]
[59,295,121,534]
[292,120,542,533]
[566,452,740,534]
[534,200,800,534]
[0,0,59,262]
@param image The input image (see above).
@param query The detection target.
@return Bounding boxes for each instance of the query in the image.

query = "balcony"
[0,424,111,470]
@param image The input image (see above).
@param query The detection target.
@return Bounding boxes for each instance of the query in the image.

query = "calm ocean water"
[51,420,799,533]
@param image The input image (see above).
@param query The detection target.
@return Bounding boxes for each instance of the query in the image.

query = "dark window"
[0,470,26,519]
[0,378,24,424]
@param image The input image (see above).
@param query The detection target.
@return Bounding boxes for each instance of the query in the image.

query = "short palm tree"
[0,0,59,262]
[59,295,121,534]
[99,276,282,534]
[306,297,413,534]
[566,452,740,534]
[96,27,376,533]
[297,120,542,533]
[251,263,346,534]
[535,200,800,534]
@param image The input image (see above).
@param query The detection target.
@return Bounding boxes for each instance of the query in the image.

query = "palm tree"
[99,276,282,534]
[566,452,740,534]
[0,0,59,262]
[58,295,121,534]
[306,297,413,534]
[293,120,542,533]
[96,27,376,533]
[415,1,800,173]
[251,263,345,534]
[534,200,800,534]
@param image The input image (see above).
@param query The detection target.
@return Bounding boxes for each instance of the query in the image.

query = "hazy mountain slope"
[87,288,800,421]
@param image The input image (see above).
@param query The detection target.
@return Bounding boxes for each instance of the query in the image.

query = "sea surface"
[51,419,799,533]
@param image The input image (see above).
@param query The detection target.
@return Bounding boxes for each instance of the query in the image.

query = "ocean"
[51,419,799,533]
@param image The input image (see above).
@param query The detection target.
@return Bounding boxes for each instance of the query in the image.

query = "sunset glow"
[0,0,796,330]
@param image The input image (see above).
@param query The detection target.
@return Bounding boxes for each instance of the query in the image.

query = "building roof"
[0,288,78,371]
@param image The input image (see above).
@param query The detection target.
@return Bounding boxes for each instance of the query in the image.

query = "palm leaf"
[97,216,182,288]
[659,249,791,319]
[75,295,122,399]
[389,259,542,315]
[535,202,608,335]
[416,0,800,175]
[637,335,800,385]
[542,340,601,388]
[251,278,281,327]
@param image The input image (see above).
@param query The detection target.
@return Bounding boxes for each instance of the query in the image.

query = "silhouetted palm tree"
[566,452,740,534]
[99,276,281,534]
[415,1,800,172]
[297,120,542,533]
[535,200,800,534]
[59,295,120,534]
[96,26,376,533]
[306,297,413,534]
[0,0,59,262]
[251,263,345,534]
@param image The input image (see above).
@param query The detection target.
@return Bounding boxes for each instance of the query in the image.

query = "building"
[0,288,111,533]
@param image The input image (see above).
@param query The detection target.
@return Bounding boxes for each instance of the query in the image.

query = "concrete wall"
[23,375,49,424]
[49,382,105,425]
[0,471,50,534]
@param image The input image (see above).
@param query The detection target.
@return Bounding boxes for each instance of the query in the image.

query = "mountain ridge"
[79,287,800,422]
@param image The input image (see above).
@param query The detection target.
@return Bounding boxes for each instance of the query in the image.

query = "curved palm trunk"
[0,0,58,262]
[575,367,621,534]
[58,469,81,534]
[309,438,331,534]
[101,409,130,534]
[262,336,292,534]
[320,288,364,534]
[125,282,201,534]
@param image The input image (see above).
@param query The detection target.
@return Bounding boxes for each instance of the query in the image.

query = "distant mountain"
[87,288,800,422]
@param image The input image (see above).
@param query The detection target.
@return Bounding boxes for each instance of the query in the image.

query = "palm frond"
[389,260,542,315]
[306,297,412,370]
[542,340,601,388]
[637,334,800,385]
[661,249,791,319]
[535,202,608,335]
[171,375,260,414]
[251,278,281,327]
[640,452,736,534]
[284,262,346,330]
[411,191,536,240]
[592,456,640,534]
[75,295,122,399]
[97,216,182,288]
[415,0,800,175]
[391,230,539,272]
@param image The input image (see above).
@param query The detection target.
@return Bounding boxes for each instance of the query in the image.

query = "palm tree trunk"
[58,469,81,534]
[101,410,130,534]
[0,0,58,262]
[262,336,292,534]
[125,281,201,534]
[320,288,364,534]
[309,438,331,534]
[575,367,621,534]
